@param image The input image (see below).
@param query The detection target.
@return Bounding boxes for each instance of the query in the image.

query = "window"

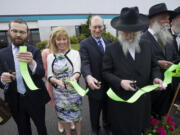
[0,31,8,48]
[75,25,81,36]
[28,29,40,45]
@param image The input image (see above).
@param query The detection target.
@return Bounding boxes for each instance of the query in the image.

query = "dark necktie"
[98,40,104,54]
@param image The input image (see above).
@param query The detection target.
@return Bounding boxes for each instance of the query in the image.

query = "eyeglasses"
[10,29,27,35]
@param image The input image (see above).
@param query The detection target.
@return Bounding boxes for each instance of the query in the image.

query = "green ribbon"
[66,80,89,96]
[19,46,39,90]
[107,63,180,103]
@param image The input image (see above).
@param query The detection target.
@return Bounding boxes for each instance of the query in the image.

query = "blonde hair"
[49,26,71,54]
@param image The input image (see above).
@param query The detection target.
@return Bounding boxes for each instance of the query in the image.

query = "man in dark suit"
[0,19,50,135]
[103,7,164,135]
[79,15,112,135]
[170,7,180,57]
[141,3,176,117]
[169,7,180,103]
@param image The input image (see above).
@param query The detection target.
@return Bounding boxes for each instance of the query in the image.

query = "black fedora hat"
[170,7,180,21]
[111,7,149,32]
[148,3,174,18]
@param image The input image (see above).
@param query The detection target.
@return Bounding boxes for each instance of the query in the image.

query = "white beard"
[152,21,173,46]
[118,32,141,56]
[174,24,180,35]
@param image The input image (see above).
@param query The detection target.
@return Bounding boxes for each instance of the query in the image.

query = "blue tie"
[14,48,26,94]
[98,40,104,54]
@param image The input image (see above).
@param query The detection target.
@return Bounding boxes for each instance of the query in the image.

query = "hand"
[120,80,136,91]
[65,76,77,87]
[56,79,65,89]
[17,52,35,67]
[174,104,180,111]
[157,60,173,69]
[153,78,165,90]
[1,72,16,83]
[69,76,77,82]
[86,75,101,90]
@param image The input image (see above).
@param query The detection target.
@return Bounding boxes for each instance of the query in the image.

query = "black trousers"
[88,95,109,132]
[11,95,47,135]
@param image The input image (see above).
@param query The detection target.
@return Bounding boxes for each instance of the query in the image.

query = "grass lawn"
[71,44,80,50]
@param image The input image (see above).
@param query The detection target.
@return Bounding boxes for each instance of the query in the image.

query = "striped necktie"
[98,40,104,54]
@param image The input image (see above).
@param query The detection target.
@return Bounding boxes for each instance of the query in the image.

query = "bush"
[102,32,117,41]
[70,36,79,44]
[77,34,86,42]
[35,40,48,51]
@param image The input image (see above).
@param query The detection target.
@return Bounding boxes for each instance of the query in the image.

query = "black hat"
[148,3,174,18]
[170,7,180,21]
[111,7,149,32]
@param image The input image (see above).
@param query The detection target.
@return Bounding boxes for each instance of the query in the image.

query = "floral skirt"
[53,87,82,123]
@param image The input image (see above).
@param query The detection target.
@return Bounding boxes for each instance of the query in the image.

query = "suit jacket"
[102,39,161,134]
[166,30,180,63]
[79,36,112,100]
[142,30,179,64]
[102,39,161,99]
[0,44,50,114]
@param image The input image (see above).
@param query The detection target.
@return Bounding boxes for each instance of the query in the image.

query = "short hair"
[9,19,29,31]
[49,26,71,54]
[89,15,104,26]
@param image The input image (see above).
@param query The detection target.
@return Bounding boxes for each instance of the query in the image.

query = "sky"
[0,0,179,15]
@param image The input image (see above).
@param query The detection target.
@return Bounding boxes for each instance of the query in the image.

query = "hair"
[8,19,29,31]
[89,15,104,26]
[49,26,71,54]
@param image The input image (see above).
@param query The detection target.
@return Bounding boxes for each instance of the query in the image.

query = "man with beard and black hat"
[0,19,50,135]
[102,7,164,135]
[169,7,180,107]
[170,7,180,57]
[141,3,176,117]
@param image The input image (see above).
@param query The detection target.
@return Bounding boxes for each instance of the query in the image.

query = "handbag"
[0,97,11,125]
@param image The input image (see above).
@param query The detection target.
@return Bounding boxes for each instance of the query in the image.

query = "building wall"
[0,0,179,42]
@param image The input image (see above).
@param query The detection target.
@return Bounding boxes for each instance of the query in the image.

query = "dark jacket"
[0,44,50,114]
[79,36,112,100]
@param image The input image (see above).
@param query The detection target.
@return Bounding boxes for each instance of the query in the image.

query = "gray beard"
[152,22,173,46]
[174,24,180,35]
[118,32,141,56]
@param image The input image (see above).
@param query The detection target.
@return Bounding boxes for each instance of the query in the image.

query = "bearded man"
[102,7,164,135]
[169,7,180,104]
[0,19,50,135]
[141,3,176,117]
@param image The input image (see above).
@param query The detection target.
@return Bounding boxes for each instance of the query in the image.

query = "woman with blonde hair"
[47,26,82,135]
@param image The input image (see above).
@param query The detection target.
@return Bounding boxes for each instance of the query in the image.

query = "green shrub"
[35,40,48,50]
[102,32,117,41]
[80,24,90,37]
[77,34,86,42]
[71,44,80,50]
[70,36,79,44]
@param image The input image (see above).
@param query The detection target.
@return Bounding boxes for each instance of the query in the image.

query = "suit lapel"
[4,45,15,72]
[147,31,160,49]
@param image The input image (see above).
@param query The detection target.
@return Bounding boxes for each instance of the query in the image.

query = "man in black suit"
[0,19,50,135]
[169,7,180,103]
[103,7,164,135]
[141,3,176,117]
[170,7,180,56]
[79,15,112,135]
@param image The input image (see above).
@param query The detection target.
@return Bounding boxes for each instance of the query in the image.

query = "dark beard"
[9,36,27,47]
